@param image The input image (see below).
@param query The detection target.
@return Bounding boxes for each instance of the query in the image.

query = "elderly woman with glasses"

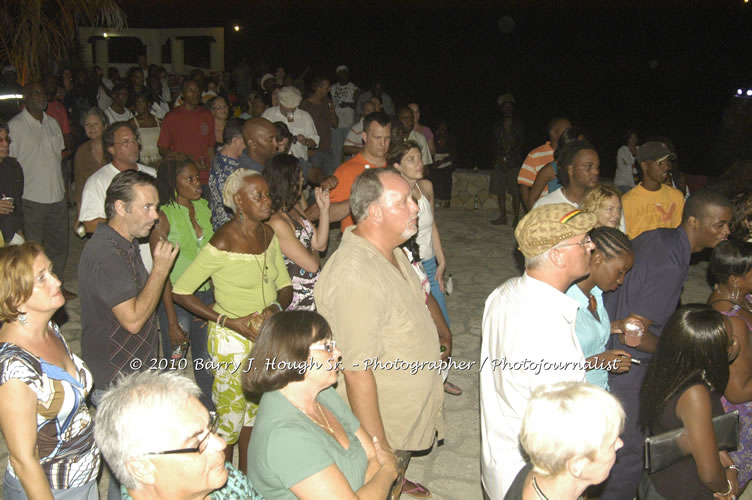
[504,381,625,500]
[74,107,109,221]
[94,370,263,500]
[244,311,398,499]
[0,242,100,499]
[173,168,292,473]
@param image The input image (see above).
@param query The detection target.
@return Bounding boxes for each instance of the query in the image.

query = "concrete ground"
[0,207,716,499]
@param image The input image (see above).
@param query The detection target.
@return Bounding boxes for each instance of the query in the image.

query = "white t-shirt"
[79,163,157,270]
[330,82,358,129]
[532,186,575,209]
[615,145,637,188]
[409,130,433,165]
[344,118,365,149]
[8,109,65,203]
[104,106,134,125]
[261,106,319,161]
[480,273,585,499]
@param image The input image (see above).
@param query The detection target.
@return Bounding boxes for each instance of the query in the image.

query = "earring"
[18,313,27,326]
[731,285,740,303]
[238,211,244,222]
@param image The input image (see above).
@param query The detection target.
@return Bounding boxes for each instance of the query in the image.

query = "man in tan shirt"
[314,168,444,498]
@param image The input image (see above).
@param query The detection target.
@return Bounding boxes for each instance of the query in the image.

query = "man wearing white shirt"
[79,122,156,270]
[261,86,318,161]
[343,100,375,156]
[8,81,70,290]
[480,203,596,499]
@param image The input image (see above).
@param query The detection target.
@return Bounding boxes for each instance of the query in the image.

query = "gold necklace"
[284,392,335,435]
[237,220,269,285]
[315,402,335,434]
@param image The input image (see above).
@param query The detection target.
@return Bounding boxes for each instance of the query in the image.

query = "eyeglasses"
[115,138,141,146]
[310,340,337,353]
[557,236,593,250]
[145,411,219,456]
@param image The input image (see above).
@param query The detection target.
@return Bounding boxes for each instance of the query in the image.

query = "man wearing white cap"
[261,86,319,161]
[259,73,276,94]
[480,203,595,499]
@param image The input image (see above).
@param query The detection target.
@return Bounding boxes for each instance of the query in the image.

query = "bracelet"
[715,478,733,497]
[217,314,226,327]
[272,301,283,313]
[727,464,740,472]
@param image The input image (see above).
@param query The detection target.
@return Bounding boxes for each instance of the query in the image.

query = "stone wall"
[451,169,497,209]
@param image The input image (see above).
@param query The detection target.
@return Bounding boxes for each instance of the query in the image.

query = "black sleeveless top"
[649,384,725,499]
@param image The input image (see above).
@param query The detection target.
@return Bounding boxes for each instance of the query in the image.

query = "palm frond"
[0,0,126,83]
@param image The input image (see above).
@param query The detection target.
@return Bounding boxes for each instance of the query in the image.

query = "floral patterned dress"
[284,213,319,311]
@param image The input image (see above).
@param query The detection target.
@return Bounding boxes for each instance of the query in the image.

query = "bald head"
[242,118,278,165]
[549,117,572,149]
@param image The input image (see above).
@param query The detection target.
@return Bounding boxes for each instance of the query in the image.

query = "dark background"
[119,0,752,177]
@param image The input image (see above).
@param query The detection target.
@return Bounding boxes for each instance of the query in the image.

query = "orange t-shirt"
[330,153,385,231]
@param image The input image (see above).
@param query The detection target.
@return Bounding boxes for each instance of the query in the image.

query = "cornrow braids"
[156,153,195,207]
[590,226,632,260]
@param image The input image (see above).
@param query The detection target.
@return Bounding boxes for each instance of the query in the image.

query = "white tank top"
[415,183,434,261]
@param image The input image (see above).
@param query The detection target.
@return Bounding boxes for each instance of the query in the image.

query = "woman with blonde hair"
[504,381,625,499]
[0,242,100,499]
[581,184,624,230]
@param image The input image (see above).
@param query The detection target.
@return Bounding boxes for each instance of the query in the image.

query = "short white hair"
[524,248,551,270]
[520,382,625,477]
[93,371,202,490]
[222,168,261,213]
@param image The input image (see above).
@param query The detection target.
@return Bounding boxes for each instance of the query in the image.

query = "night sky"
[119,1,752,177]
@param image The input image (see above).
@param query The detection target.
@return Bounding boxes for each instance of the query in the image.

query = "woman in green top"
[243,311,398,500]
[151,153,216,411]
[173,168,293,475]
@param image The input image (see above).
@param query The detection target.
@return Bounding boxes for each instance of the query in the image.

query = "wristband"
[727,464,740,472]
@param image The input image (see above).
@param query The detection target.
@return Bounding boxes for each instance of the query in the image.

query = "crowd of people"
[0,57,751,500]
[483,94,752,499]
